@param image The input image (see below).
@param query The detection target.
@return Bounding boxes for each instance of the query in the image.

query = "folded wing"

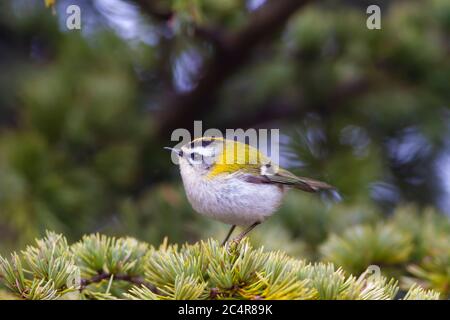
[242,167,334,193]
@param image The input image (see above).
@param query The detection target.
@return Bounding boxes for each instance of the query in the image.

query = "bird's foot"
[224,237,244,255]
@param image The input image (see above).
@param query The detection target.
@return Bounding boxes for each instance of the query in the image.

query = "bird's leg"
[231,222,261,244]
[221,225,236,246]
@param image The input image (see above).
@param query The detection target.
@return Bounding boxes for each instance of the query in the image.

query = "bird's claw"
[224,238,242,255]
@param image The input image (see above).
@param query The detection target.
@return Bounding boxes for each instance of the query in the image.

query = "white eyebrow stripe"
[260,162,277,175]
[189,147,215,157]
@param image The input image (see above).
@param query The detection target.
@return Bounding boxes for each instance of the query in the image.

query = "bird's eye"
[190,152,203,162]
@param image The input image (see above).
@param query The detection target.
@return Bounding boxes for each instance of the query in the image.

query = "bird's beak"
[164,147,183,157]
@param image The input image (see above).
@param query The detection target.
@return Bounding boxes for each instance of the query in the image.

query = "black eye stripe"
[201,139,213,147]
[190,152,202,161]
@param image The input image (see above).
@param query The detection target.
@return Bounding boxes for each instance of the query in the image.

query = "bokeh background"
[0,0,449,296]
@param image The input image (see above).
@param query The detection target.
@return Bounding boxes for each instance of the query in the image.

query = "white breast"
[179,160,286,226]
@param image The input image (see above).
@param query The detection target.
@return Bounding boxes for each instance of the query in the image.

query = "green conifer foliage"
[0,232,440,300]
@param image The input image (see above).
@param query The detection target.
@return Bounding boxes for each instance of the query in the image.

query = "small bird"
[165,137,335,246]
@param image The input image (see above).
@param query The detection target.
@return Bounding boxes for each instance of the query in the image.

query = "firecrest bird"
[165,137,335,246]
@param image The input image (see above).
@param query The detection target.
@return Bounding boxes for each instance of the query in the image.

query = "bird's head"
[165,137,270,178]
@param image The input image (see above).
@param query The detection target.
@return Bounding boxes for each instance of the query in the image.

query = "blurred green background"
[0,0,449,296]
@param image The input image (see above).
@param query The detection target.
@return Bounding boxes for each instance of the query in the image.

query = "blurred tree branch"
[218,77,371,130]
[133,0,173,22]
[135,0,313,136]
[132,0,370,136]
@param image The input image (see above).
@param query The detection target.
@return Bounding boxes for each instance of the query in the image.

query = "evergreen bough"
[320,206,450,297]
[0,231,440,300]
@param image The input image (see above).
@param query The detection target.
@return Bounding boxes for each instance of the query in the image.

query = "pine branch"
[80,272,158,293]
[0,231,443,300]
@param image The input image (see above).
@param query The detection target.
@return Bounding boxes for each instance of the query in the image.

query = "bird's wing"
[241,167,334,193]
